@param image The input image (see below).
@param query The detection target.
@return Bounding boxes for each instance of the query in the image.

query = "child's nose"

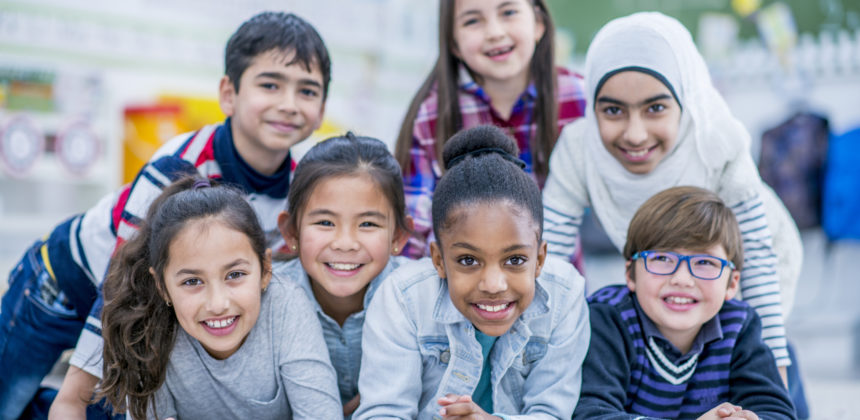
[669,261,696,287]
[206,283,231,314]
[278,90,298,114]
[484,17,505,39]
[623,115,649,145]
[478,267,509,294]
[331,227,360,251]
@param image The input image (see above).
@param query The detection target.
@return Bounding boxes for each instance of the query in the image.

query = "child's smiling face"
[451,0,545,90]
[626,244,740,354]
[219,49,326,175]
[431,201,546,337]
[282,173,407,316]
[595,70,681,175]
[161,218,271,360]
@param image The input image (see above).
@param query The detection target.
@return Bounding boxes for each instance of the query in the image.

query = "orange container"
[122,105,182,184]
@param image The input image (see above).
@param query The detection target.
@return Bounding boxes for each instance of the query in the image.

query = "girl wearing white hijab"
[542,12,801,373]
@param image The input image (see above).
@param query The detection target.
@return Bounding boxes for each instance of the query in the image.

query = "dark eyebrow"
[597,94,673,108]
[359,211,387,220]
[175,258,250,276]
[254,72,322,88]
[502,244,530,253]
[451,242,479,251]
[450,243,530,253]
[307,209,336,217]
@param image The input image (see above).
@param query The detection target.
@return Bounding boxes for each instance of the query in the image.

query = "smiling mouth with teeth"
[664,296,696,305]
[476,302,511,312]
[204,316,237,329]
[622,145,657,158]
[326,262,362,271]
[486,46,514,57]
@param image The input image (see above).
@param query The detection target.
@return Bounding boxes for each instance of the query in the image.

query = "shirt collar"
[213,117,291,198]
[633,294,724,359]
[281,257,401,318]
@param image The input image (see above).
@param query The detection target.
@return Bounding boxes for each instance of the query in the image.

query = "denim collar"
[290,258,397,319]
[431,276,551,325]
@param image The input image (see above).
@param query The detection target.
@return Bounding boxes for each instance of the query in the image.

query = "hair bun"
[442,125,520,171]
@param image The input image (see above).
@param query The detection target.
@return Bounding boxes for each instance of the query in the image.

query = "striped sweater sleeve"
[543,203,584,260]
[731,194,790,367]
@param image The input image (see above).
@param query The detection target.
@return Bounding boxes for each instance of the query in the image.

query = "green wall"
[547,0,860,53]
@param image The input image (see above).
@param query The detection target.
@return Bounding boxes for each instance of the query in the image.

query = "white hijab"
[578,12,759,249]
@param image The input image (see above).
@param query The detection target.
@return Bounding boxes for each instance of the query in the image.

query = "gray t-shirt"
[149,277,341,420]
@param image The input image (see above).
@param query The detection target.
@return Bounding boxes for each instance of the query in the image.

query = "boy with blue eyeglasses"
[575,186,796,420]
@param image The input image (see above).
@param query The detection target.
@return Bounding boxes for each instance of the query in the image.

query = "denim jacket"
[354,257,590,420]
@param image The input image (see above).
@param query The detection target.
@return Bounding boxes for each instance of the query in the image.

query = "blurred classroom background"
[1,0,859,418]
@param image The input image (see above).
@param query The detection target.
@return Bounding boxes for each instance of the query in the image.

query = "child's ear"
[218,75,236,117]
[313,103,326,131]
[277,211,298,251]
[261,249,273,291]
[533,5,546,43]
[429,241,447,280]
[625,260,636,293]
[724,270,741,301]
[391,216,414,255]
[150,267,171,306]
[534,240,548,279]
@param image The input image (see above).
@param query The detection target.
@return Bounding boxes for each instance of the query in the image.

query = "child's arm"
[542,121,590,261]
[276,283,342,419]
[724,154,791,369]
[49,365,98,420]
[353,273,423,419]
[572,303,641,420]
[727,308,796,420]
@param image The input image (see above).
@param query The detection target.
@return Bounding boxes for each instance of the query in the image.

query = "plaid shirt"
[402,66,586,258]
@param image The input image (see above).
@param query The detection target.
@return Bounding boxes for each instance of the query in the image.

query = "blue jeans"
[788,342,809,419]
[0,241,85,420]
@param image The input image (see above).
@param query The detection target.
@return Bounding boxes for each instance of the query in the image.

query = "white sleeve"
[543,122,590,260]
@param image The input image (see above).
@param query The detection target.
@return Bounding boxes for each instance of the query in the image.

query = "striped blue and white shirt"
[574,285,795,419]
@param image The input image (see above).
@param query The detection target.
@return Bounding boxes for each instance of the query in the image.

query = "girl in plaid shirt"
[394,0,586,259]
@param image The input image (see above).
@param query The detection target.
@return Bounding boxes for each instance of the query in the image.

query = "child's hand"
[343,393,361,416]
[696,402,759,420]
[437,394,501,419]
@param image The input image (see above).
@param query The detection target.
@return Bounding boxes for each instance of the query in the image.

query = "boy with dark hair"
[574,186,796,420]
[0,11,331,419]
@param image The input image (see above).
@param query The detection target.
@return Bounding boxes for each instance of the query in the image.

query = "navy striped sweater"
[574,285,795,420]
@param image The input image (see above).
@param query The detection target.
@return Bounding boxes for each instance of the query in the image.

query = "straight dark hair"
[286,132,410,236]
[394,0,558,180]
[225,11,332,99]
[97,176,268,420]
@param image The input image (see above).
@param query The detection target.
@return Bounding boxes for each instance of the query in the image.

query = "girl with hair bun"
[355,125,590,419]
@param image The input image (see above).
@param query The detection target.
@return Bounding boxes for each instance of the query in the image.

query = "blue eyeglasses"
[631,250,736,280]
